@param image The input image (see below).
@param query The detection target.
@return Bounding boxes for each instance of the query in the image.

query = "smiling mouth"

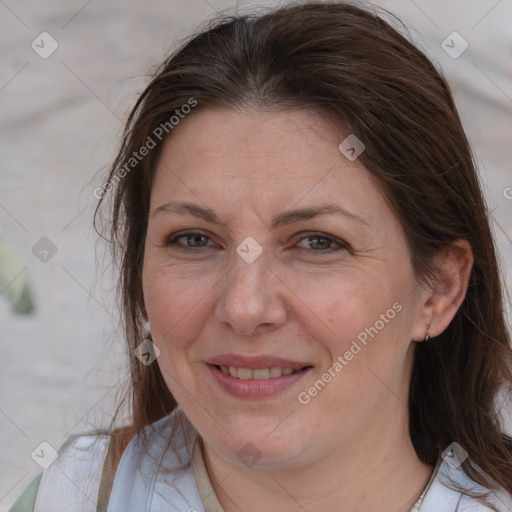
[212,365,312,380]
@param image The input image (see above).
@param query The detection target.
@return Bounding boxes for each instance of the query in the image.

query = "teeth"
[238,367,253,380]
[269,367,283,378]
[218,366,299,379]
[253,368,270,379]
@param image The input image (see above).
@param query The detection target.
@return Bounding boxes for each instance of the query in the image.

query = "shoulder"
[421,458,512,512]
[107,407,205,511]
[33,431,111,512]
[28,409,200,511]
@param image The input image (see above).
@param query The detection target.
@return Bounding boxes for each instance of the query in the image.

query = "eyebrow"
[152,201,369,229]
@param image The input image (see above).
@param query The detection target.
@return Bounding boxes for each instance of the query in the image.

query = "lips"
[206,354,313,398]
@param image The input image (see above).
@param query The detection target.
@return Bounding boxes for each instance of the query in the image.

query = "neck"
[202,406,434,512]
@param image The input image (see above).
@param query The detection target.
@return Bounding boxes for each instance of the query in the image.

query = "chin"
[210,426,308,470]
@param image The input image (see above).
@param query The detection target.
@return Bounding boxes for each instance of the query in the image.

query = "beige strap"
[96,427,133,512]
[192,437,225,512]
[96,435,116,512]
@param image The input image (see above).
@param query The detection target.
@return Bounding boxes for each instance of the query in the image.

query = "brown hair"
[94,0,512,506]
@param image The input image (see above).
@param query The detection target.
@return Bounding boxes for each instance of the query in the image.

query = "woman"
[10,1,512,510]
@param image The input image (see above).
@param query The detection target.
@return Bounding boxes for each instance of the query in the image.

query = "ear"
[412,239,473,341]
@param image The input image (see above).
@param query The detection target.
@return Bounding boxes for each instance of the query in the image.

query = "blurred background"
[1,0,511,507]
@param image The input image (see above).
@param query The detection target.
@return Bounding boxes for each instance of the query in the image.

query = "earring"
[143,320,151,340]
[424,323,431,342]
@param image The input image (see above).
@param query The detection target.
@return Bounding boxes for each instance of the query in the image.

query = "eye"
[164,231,215,251]
[295,232,348,253]
[163,231,348,254]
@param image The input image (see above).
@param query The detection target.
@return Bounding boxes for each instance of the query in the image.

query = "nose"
[214,250,288,337]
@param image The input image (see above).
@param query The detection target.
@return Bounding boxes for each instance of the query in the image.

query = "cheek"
[142,268,208,402]
[142,263,208,353]
[304,268,415,372]
[297,290,413,436]
[298,273,386,342]
[144,252,202,318]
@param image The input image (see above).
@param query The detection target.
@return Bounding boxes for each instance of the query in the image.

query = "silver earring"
[424,323,431,342]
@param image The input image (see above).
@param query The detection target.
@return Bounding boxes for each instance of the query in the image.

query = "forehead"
[150,107,390,227]
[155,107,344,177]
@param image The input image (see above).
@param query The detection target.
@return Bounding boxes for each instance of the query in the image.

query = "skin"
[142,107,473,511]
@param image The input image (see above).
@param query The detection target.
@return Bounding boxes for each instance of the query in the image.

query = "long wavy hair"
[94,1,512,506]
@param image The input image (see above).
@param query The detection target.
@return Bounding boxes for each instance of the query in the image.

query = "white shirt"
[33,408,512,511]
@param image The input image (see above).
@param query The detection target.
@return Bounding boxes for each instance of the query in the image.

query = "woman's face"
[143,107,428,469]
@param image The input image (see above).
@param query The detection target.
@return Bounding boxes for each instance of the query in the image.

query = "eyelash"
[163,231,348,254]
